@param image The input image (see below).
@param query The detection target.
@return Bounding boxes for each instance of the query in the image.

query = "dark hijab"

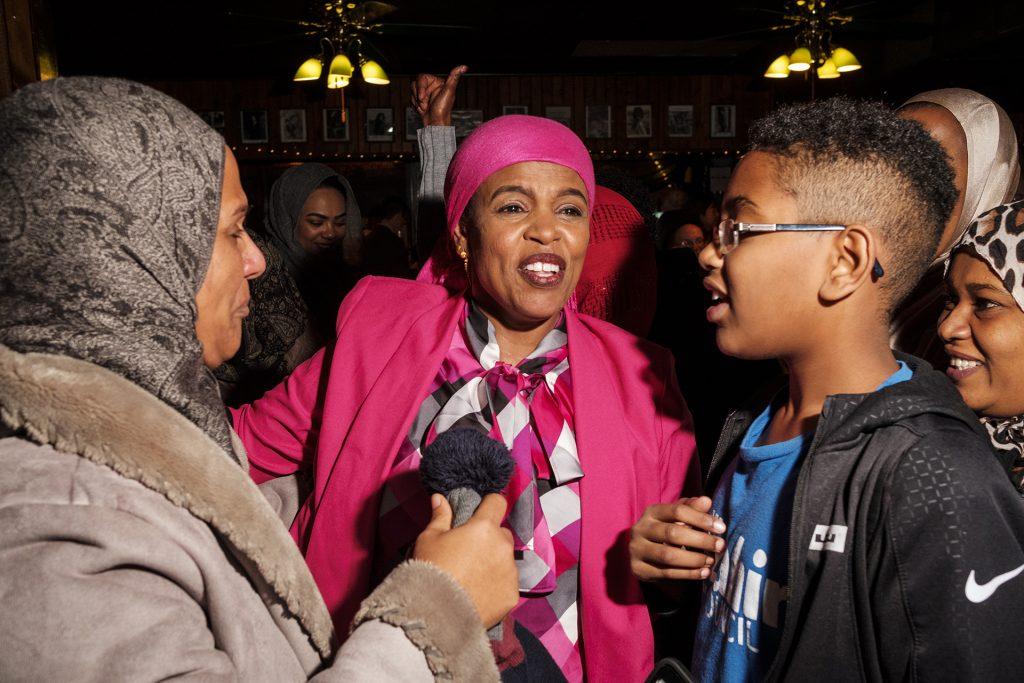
[0,77,236,458]
[264,162,362,269]
[215,165,360,404]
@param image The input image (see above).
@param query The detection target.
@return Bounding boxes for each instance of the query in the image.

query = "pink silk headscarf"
[416,115,596,292]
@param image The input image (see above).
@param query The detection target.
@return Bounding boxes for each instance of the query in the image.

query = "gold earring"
[458,249,468,272]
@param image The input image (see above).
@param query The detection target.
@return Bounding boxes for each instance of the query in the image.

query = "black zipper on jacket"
[763,398,835,683]
[701,394,843,680]
[704,414,734,490]
[705,410,749,492]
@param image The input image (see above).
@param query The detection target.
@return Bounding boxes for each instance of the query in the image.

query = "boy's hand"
[629,496,726,581]
[412,493,518,628]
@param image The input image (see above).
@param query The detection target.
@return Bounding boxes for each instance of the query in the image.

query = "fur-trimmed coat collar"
[0,343,335,659]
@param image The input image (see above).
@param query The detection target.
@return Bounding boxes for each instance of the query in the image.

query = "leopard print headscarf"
[0,77,237,460]
[949,199,1024,492]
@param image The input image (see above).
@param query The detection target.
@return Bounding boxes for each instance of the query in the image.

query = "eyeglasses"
[715,218,885,278]
[715,219,846,253]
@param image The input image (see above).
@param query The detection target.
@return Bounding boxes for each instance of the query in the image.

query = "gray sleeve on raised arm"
[414,126,457,262]
[417,126,457,201]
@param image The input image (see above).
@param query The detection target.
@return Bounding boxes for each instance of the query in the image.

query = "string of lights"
[228,146,746,160]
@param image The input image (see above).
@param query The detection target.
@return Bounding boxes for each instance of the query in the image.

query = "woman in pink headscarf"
[232,115,700,681]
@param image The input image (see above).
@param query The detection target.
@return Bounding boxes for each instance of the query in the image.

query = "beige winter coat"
[0,344,498,681]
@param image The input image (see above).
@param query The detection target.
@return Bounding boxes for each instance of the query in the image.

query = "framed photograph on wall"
[405,107,424,141]
[710,104,736,138]
[626,104,652,138]
[240,109,268,143]
[503,105,529,116]
[200,111,225,132]
[667,105,694,138]
[280,109,307,143]
[366,107,394,142]
[452,109,484,138]
[544,106,572,128]
[323,108,349,142]
[585,105,611,139]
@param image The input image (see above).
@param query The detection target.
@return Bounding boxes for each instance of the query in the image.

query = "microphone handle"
[446,486,505,641]
[448,487,483,528]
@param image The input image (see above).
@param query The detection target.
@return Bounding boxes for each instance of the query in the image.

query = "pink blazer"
[232,276,700,681]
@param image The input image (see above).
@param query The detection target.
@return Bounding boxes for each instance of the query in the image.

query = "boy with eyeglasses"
[629,97,1024,681]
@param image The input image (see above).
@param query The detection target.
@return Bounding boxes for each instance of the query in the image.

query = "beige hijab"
[903,88,1020,263]
[891,89,1021,362]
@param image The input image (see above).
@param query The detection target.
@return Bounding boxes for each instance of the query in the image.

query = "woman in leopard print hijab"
[940,200,1024,493]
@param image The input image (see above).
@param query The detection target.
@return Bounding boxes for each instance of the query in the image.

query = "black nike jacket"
[704,355,1024,681]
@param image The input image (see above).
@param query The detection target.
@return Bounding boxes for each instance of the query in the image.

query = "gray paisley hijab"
[0,77,236,459]
[947,200,1024,493]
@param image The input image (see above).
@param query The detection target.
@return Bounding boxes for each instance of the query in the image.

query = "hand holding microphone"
[412,429,518,629]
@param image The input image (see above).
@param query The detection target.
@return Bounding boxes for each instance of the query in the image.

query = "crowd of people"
[2,67,1024,682]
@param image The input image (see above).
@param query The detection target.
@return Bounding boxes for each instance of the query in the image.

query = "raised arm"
[412,66,464,262]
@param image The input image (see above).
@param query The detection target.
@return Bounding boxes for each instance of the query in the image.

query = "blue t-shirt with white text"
[693,361,912,682]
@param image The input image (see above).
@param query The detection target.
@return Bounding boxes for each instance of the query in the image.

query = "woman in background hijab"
[216,163,361,404]
[940,200,1024,495]
[233,115,701,682]
[892,88,1020,363]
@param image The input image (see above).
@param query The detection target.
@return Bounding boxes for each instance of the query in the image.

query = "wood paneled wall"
[1,0,57,97]
[147,73,772,164]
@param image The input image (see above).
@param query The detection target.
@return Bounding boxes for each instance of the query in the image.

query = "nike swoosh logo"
[965,563,1024,603]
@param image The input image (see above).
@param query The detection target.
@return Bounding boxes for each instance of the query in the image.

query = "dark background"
[41,1,1023,106]
[5,0,1022,223]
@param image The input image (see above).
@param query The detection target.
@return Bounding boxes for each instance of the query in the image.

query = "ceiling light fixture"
[293,57,323,81]
[816,58,840,79]
[763,54,791,78]
[360,58,390,85]
[292,1,392,95]
[762,1,862,82]
[829,46,861,72]
[329,53,355,80]
[787,47,813,71]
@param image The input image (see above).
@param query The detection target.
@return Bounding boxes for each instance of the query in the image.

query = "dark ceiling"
[48,0,1024,107]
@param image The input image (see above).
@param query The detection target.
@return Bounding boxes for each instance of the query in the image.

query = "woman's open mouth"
[946,354,984,381]
[518,253,566,288]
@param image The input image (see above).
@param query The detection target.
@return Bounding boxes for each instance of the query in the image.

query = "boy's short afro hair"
[747,96,958,313]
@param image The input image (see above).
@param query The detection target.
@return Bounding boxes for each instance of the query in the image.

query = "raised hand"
[411,65,468,127]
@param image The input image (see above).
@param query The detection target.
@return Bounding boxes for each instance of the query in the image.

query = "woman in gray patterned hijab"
[0,77,262,458]
[0,77,518,681]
